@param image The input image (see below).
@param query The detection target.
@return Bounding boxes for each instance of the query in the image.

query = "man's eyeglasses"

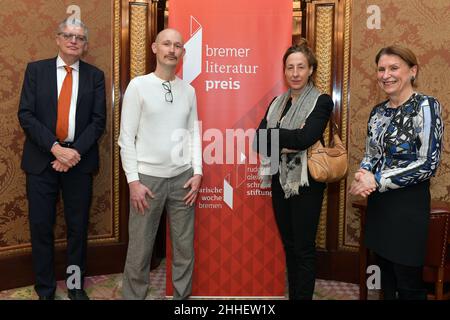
[162,81,173,103]
[58,32,87,43]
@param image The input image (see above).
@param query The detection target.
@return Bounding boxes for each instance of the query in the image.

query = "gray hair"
[57,18,89,42]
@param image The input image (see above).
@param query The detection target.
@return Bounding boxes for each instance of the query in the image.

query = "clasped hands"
[50,143,81,172]
[349,168,377,198]
[278,149,377,198]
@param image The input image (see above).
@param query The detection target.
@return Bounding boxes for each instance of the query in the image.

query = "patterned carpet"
[0,259,369,300]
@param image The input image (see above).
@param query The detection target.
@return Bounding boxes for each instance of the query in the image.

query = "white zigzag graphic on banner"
[183,16,234,210]
[183,16,202,84]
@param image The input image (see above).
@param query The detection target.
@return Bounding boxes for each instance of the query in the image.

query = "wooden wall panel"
[305,0,358,283]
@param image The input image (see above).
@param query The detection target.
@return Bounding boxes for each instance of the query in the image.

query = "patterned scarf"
[259,81,321,198]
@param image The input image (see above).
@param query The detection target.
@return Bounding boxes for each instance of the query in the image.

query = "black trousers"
[376,254,427,300]
[26,165,92,297]
[271,174,325,300]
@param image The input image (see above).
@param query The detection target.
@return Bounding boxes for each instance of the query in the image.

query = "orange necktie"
[56,66,73,141]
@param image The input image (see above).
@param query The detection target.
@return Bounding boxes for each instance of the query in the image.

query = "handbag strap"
[324,109,345,148]
[311,101,344,147]
[330,109,340,134]
[321,109,340,145]
[331,120,340,135]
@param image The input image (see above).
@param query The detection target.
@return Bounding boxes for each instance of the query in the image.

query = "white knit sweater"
[118,73,202,182]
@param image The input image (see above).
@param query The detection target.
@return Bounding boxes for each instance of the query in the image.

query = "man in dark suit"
[17,18,106,300]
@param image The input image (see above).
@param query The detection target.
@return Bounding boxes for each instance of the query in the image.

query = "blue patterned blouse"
[360,93,444,192]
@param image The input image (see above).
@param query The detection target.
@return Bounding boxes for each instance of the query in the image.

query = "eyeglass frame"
[162,81,173,103]
[58,32,87,43]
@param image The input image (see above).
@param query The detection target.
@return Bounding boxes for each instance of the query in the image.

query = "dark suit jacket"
[18,57,106,174]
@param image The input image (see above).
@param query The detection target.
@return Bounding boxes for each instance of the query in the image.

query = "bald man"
[118,28,202,299]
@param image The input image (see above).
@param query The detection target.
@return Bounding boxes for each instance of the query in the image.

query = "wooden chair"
[423,207,450,300]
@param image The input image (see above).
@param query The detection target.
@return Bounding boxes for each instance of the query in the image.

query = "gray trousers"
[122,168,195,300]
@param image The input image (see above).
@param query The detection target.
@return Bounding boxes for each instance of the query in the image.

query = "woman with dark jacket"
[255,41,333,300]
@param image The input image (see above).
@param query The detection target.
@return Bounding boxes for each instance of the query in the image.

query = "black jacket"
[18,57,106,174]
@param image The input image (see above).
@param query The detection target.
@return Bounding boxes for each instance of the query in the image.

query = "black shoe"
[67,289,90,300]
[38,294,55,300]
[398,288,427,300]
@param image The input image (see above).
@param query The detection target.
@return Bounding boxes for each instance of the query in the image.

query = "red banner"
[167,0,292,297]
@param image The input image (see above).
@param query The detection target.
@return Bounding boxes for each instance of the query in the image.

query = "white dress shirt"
[56,55,79,142]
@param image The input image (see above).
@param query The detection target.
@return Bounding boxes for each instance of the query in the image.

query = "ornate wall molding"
[338,0,353,251]
[130,2,149,79]
[305,0,353,252]
[112,0,122,242]
[314,5,334,95]
[307,2,336,249]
